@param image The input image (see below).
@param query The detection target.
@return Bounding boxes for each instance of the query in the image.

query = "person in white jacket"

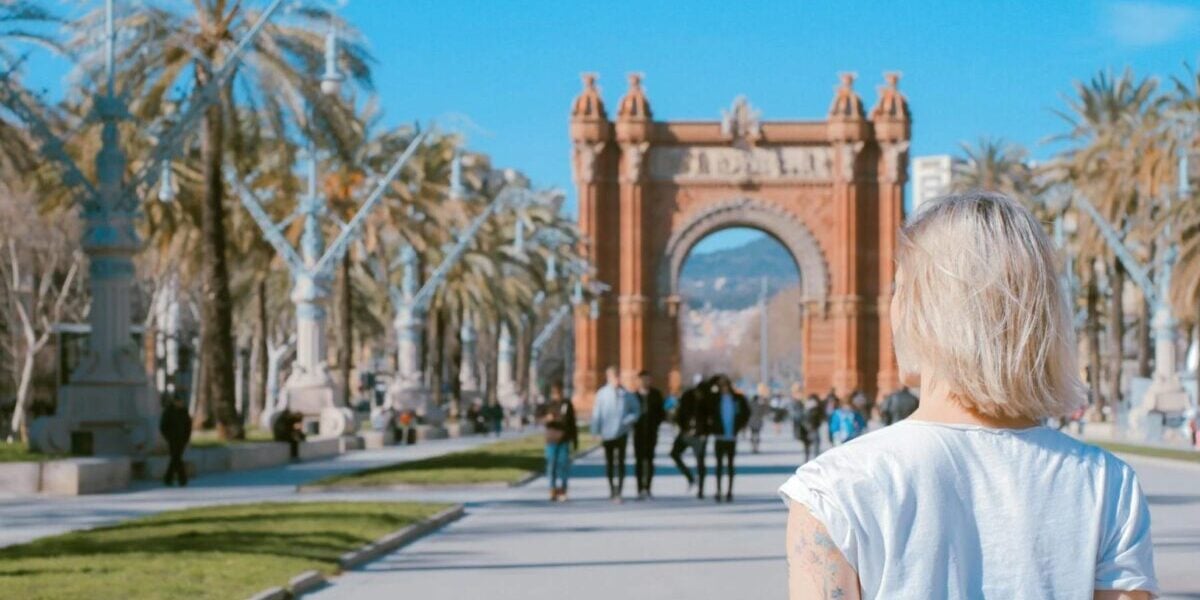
[591,366,640,503]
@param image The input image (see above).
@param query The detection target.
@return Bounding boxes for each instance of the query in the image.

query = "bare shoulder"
[786,501,861,600]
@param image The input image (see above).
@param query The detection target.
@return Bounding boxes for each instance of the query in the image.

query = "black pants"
[602,435,628,497]
[670,433,707,496]
[714,439,737,498]
[633,431,658,494]
[800,426,821,462]
[164,441,188,486]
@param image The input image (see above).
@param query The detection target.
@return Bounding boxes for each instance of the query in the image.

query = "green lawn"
[0,501,448,600]
[1095,440,1200,464]
[189,427,276,449]
[0,441,61,463]
[311,434,597,489]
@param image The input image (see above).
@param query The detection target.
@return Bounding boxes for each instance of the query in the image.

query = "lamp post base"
[277,372,356,438]
[31,381,160,456]
[1129,372,1190,442]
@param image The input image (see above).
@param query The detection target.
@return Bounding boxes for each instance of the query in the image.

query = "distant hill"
[679,236,800,310]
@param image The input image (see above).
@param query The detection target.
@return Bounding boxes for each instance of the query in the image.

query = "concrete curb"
[287,570,326,596]
[245,586,287,600]
[243,505,465,600]
[336,504,466,571]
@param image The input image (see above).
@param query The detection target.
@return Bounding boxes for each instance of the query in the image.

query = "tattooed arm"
[787,500,861,600]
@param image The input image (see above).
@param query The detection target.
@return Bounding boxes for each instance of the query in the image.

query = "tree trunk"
[338,251,353,406]
[430,308,445,406]
[8,339,42,442]
[515,320,529,403]
[249,278,269,427]
[197,66,241,440]
[1109,263,1125,410]
[192,321,210,430]
[1087,275,1104,419]
[1137,293,1152,377]
[448,310,463,416]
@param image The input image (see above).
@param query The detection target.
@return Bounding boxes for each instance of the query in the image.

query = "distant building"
[911,155,965,211]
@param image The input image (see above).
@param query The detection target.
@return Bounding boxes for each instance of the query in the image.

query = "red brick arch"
[658,197,830,305]
[569,72,911,411]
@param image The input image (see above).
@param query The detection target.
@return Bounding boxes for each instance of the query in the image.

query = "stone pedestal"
[496,324,521,412]
[32,257,159,456]
[1128,306,1190,440]
[459,317,482,412]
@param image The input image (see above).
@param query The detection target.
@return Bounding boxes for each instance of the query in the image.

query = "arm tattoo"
[788,503,860,600]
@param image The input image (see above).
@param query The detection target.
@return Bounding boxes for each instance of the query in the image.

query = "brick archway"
[569,72,911,411]
[658,197,829,305]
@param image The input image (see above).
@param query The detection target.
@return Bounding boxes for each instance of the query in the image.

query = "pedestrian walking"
[880,385,919,426]
[798,393,825,461]
[542,384,577,502]
[483,401,504,436]
[748,384,770,454]
[159,395,192,487]
[850,388,873,422]
[709,375,749,503]
[591,366,640,503]
[781,192,1157,598]
[633,370,666,499]
[670,374,712,499]
[822,388,839,419]
[828,396,866,446]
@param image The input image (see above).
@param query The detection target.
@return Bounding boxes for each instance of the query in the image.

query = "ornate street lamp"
[0,0,286,455]
[1070,123,1193,439]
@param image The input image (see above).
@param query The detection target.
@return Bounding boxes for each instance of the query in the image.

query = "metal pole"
[104,0,115,97]
[760,276,768,387]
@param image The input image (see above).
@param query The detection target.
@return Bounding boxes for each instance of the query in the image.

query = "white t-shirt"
[779,420,1158,599]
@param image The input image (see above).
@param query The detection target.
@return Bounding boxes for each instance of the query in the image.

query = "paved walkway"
[0,433,509,548]
[3,427,1198,598]
[314,428,1200,600]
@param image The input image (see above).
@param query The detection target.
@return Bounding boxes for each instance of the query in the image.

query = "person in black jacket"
[708,374,750,503]
[670,374,713,499]
[159,395,192,487]
[881,385,920,426]
[632,370,666,499]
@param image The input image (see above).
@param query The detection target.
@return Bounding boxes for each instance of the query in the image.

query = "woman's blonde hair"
[893,191,1085,420]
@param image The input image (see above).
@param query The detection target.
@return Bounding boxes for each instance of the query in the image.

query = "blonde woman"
[780,192,1157,599]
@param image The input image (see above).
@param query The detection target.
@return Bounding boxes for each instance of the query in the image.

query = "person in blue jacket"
[828,395,867,446]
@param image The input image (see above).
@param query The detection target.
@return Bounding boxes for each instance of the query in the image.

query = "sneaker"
[725,492,733,503]
[611,496,623,505]
[550,490,559,502]
[556,490,569,502]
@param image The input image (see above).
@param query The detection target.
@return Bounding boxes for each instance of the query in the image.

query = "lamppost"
[232,126,428,438]
[384,151,561,436]
[0,0,286,455]
[1071,128,1192,439]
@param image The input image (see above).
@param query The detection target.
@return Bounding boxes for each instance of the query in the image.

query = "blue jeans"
[545,442,571,490]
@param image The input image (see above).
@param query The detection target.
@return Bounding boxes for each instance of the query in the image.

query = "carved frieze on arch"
[657,197,831,306]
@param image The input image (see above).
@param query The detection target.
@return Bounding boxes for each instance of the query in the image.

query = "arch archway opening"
[677,227,804,396]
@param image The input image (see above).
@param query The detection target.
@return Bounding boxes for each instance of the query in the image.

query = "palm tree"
[0,1,62,177]
[66,2,372,438]
[1051,69,1163,416]
[1166,64,1200,356]
[953,137,1036,200]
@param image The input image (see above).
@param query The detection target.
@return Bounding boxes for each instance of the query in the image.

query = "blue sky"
[18,0,1200,253]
